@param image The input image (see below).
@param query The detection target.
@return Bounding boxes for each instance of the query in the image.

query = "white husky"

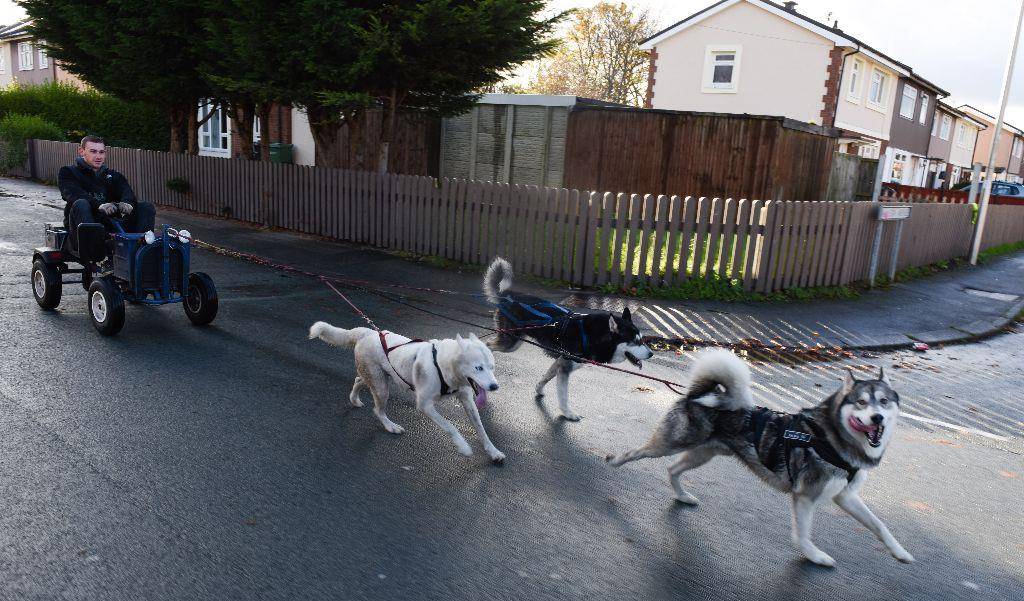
[309,322,506,463]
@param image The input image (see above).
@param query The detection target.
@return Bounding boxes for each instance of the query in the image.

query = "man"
[57,135,155,255]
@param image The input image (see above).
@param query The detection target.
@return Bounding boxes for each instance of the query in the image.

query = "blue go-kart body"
[30,217,218,336]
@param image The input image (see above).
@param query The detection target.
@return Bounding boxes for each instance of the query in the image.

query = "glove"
[117,202,134,216]
[98,202,118,216]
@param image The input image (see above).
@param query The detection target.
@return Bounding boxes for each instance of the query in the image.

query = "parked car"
[989,181,1024,197]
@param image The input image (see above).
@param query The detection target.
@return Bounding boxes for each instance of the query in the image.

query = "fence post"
[26,138,37,179]
[871,147,891,202]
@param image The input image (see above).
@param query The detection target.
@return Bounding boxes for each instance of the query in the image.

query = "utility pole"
[971,0,1024,264]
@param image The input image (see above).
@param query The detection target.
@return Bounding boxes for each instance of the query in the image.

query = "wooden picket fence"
[28,140,1024,293]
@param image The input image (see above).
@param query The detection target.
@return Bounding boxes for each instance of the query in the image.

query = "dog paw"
[559,411,582,422]
[891,547,915,563]
[674,492,700,506]
[384,423,405,435]
[456,441,473,456]
[605,454,623,466]
[804,550,836,567]
[349,398,364,408]
[488,449,506,465]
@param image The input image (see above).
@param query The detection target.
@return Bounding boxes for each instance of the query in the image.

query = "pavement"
[1,177,1022,600]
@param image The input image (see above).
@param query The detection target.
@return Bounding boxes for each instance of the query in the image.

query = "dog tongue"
[848,416,877,433]
[474,387,487,409]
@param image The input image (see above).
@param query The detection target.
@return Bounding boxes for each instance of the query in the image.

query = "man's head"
[78,135,106,170]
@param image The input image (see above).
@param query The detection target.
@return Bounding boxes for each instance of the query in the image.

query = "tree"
[20,0,217,153]
[527,2,655,106]
[340,0,558,172]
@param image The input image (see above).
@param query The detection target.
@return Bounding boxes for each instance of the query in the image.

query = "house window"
[198,102,230,157]
[38,47,48,69]
[702,46,741,92]
[919,94,928,125]
[956,123,967,146]
[18,42,33,70]
[847,58,863,101]
[1014,138,1023,158]
[891,152,907,182]
[868,68,887,107]
[0,52,5,74]
[931,114,940,136]
[899,84,917,119]
[940,115,952,140]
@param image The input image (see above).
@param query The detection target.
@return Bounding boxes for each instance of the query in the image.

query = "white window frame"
[0,52,5,74]
[940,115,952,140]
[931,114,940,136]
[868,68,887,110]
[701,45,741,94]
[18,42,33,71]
[198,101,230,157]
[846,58,863,102]
[38,46,48,69]
[919,94,928,125]
[899,84,917,120]
[956,123,967,147]
[1014,138,1023,158]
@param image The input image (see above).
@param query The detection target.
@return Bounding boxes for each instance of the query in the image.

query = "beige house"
[641,0,930,159]
[960,105,1024,184]
[0,20,85,89]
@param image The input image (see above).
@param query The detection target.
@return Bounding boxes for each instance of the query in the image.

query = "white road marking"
[901,411,1011,442]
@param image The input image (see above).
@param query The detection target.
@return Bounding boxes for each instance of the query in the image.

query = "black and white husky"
[483,257,653,421]
[309,322,506,463]
[606,349,913,567]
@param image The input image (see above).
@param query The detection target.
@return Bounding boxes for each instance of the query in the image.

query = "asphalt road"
[1,180,1022,600]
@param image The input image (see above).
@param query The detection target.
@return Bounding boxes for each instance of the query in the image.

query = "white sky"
[3,0,1023,124]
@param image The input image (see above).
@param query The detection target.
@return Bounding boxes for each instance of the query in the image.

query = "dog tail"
[308,321,372,349]
[484,257,514,303]
[683,348,754,410]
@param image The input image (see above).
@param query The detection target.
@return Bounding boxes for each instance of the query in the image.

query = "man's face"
[79,142,106,170]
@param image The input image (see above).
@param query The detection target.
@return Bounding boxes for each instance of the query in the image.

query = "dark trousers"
[66,199,156,252]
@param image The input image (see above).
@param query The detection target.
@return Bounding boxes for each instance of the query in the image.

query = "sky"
[3,0,1024,123]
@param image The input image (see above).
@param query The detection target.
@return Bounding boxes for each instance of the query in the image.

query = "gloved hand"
[117,202,133,215]
[98,202,118,216]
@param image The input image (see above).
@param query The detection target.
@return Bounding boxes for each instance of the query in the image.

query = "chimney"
[784,1,798,11]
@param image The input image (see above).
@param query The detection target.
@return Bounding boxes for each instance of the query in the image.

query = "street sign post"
[869,204,912,288]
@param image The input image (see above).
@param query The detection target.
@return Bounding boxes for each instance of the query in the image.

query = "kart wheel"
[184,272,218,326]
[88,277,125,336]
[31,259,62,310]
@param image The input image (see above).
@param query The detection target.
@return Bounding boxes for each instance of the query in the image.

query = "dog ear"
[622,306,631,322]
[841,369,856,395]
[608,315,618,333]
[468,332,480,343]
[878,366,890,385]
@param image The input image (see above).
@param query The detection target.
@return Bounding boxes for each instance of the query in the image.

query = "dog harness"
[377,332,451,395]
[743,407,859,483]
[497,298,589,355]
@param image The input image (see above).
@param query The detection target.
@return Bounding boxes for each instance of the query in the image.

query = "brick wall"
[229,103,292,159]
[819,46,844,127]
[643,48,657,109]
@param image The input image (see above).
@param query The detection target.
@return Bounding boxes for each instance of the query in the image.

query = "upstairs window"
[931,114,940,136]
[702,46,741,92]
[956,123,967,146]
[847,58,863,101]
[919,94,928,125]
[868,68,887,107]
[940,115,952,140]
[18,42,32,70]
[38,47,48,69]
[899,84,917,119]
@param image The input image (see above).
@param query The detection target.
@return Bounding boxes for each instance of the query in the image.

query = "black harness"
[380,333,451,395]
[497,298,589,356]
[744,407,859,483]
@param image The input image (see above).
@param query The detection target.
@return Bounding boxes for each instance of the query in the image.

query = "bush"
[0,113,64,173]
[165,177,190,194]
[0,82,168,150]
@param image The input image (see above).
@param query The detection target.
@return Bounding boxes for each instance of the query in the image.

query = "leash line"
[178,230,692,395]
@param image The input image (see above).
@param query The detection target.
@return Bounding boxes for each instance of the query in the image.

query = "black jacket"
[58,157,138,219]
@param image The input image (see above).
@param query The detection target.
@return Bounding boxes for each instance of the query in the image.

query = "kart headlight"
[144,230,156,245]
[178,229,191,244]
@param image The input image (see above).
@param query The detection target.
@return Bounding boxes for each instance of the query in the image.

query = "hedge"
[0,113,64,173]
[0,82,168,150]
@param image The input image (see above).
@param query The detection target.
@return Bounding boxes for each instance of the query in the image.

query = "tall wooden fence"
[880,183,1024,206]
[29,140,1024,293]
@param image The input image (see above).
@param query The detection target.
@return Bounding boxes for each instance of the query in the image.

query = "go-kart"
[30,211,218,336]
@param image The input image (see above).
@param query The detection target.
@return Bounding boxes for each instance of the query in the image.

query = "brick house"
[639,0,949,162]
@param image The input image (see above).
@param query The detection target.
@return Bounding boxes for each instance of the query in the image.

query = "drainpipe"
[832,44,860,130]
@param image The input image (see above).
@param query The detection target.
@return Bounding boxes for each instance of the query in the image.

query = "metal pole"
[966,162,982,205]
[970,0,1024,264]
[871,148,890,202]
[888,220,905,281]
[868,220,884,288]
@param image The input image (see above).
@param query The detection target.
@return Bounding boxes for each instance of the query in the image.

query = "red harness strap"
[378,330,423,392]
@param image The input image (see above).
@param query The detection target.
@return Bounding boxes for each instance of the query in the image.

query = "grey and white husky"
[309,322,506,463]
[606,349,913,567]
